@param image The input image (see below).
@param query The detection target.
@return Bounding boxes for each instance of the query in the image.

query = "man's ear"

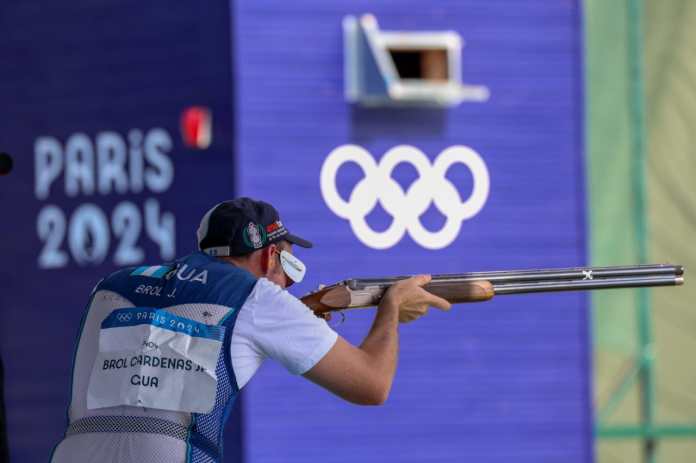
[260,244,276,275]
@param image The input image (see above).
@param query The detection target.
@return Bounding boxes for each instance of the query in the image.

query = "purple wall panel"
[234,1,590,462]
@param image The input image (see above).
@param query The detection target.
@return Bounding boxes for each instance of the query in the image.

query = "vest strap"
[67,415,189,440]
[67,415,221,461]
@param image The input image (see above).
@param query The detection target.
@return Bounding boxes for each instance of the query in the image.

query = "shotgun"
[300,264,685,316]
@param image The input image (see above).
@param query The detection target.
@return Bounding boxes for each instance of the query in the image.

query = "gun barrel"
[345,264,684,291]
[493,275,684,295]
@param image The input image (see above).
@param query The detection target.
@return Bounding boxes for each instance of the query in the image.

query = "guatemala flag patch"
[130,265,173,278]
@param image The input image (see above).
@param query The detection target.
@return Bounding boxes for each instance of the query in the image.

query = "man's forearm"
[358,295,400,401]
[302,277,440,405]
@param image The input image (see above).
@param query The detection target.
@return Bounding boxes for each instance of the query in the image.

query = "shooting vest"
[51,251,256,463]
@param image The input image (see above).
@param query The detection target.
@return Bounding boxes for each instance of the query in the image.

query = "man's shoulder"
[95,252,259,309]
[244,278,309,317]
[93,254,191,297]
[205,256,258,308]
[94,266,142,292]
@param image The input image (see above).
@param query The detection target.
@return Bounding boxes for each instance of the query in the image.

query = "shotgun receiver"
[300,264,685,316]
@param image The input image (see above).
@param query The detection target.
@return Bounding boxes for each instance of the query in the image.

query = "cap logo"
[243,222,266,249]
[266,220,288,241]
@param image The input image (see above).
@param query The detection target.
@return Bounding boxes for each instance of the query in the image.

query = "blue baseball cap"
[197,197,313,257]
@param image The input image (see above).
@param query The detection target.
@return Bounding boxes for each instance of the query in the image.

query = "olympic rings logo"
[320,145,490,250]
[116,313,133,322]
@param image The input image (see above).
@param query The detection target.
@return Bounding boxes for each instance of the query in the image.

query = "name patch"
[87,307,224,413]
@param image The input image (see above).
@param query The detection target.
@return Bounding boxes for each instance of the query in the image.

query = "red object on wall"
[180,106,212,149]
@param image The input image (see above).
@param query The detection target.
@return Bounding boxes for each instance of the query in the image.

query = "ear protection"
[279,250,306,283]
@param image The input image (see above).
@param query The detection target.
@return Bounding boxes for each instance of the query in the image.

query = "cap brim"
[285,233,313,249]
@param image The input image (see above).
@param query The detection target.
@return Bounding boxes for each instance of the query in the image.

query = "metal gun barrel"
[493,275,684,295]
[345,264,684,290]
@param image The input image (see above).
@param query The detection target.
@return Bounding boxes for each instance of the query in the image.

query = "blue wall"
[234,1,590,462]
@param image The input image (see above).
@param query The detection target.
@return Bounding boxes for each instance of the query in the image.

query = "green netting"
[588,0,696,460]
[586,0,641,353]
[644,0,696,439]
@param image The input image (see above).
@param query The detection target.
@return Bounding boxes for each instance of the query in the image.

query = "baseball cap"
[196,197,313,257]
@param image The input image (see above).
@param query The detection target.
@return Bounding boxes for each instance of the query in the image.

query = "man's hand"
[382,275,452,323]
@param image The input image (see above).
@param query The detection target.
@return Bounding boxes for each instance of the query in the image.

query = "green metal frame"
[593,0,696,461]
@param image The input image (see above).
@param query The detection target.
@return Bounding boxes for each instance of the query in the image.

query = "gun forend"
[301,280,494,315]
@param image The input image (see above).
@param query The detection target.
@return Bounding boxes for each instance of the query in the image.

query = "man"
[50,197,450,462]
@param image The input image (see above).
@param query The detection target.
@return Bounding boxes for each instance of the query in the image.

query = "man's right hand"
[382,275,452,323]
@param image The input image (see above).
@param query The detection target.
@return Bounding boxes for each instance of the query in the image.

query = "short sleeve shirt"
[230,277,338,388]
